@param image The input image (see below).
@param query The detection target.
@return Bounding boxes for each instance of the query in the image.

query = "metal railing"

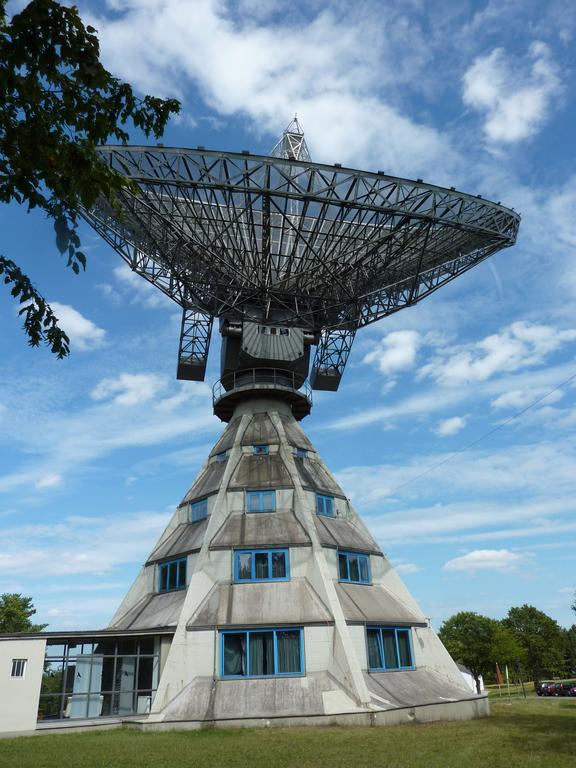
[212,368,312,408]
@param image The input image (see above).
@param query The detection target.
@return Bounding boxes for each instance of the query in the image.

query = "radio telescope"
[65,119,521,728]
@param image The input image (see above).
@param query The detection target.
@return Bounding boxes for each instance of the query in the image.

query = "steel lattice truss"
[83,145,520,341]
[176,308,213,381]
[311,328,356,391]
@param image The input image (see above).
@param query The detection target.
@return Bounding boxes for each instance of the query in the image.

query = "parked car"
[569,685,576,697]
[537,682,553,696]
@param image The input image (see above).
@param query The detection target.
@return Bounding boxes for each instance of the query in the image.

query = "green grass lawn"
[1,699,575,768]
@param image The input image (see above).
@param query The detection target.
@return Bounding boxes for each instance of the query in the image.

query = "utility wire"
[386,368,576,496]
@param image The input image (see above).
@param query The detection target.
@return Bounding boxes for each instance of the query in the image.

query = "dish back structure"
[84,118,519,395]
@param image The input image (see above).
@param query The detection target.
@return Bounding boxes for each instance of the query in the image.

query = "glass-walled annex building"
[0,629,172,731]
[39,634,163,721]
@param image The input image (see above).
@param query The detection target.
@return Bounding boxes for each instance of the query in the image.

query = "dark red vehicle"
[538,681,576,696]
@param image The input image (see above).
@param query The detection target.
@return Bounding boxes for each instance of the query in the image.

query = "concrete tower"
[106,387,486,727]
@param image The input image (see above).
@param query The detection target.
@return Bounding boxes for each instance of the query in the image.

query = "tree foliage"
[0,592,47,632]
[503,604,565,684]
[0,0,179,355]
[563,625,576,675]
[438,611,521,693]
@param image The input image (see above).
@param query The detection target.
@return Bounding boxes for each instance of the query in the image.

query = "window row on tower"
[219,625,415,678]
[214,445,309,461]
[187,490,341,518]
[157,547,373,593]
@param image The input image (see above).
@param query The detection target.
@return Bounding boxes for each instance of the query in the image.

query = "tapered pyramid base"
[108,397,487,726]
[125,695,489,731]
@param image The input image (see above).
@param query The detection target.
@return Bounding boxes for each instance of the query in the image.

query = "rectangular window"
[338,551,371,584]
[246,490,276,513]
[11,659,27,678]
[190,498,208,522]
[316,494,334,517]
[366,627,413,671]
[221,628,303,678]
[234,549,289,582]
[252,444,269,455]
[158,557,187,592]
[294,447,308,458]
[257,326,290,337]
[215,451,228,462]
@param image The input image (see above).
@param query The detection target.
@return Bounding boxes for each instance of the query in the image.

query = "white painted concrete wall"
[412,626,470,688]
[348,624,368,670]
[0,637,46,732]
[304,626,334,672]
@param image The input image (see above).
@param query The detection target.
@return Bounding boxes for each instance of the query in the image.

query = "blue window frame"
[234,549,289,582]
[190,498,208,522]
[366,627,414,671]
[252,444,269,455]
[316,494,334,517]
[158,557,187,593]
[338,551,371,584]
[246,489,276,513]
[220,627,303,678]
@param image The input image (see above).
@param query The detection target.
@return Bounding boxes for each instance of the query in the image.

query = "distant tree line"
[439,602,576,693]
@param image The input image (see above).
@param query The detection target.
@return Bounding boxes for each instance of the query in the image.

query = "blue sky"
[1,0,576,632]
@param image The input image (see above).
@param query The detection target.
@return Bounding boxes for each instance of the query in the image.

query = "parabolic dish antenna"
[82,119,520,416]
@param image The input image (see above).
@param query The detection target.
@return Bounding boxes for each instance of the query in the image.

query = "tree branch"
[0,255,70,357]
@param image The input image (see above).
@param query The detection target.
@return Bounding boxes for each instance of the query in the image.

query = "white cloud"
[336,438,576,538]
[462,42,562,143]
[91,0,457,180]
[326,388,459,432]
[35,473,62,490]
[546,178,576,251]
[443,549,527,573]
[491,388,564,410]
[0,371,217,496]
[435,416,466,437]
[91,373,167,406]
[0,512,170,577]
[362,331,420,376]
[327,355,576,434]
[394,562,422,575]
[50,302,106,351]
[421,321,576,386]
[111,263,172,309]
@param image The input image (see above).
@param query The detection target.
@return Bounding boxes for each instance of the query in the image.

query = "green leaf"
[54,215,70,254]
